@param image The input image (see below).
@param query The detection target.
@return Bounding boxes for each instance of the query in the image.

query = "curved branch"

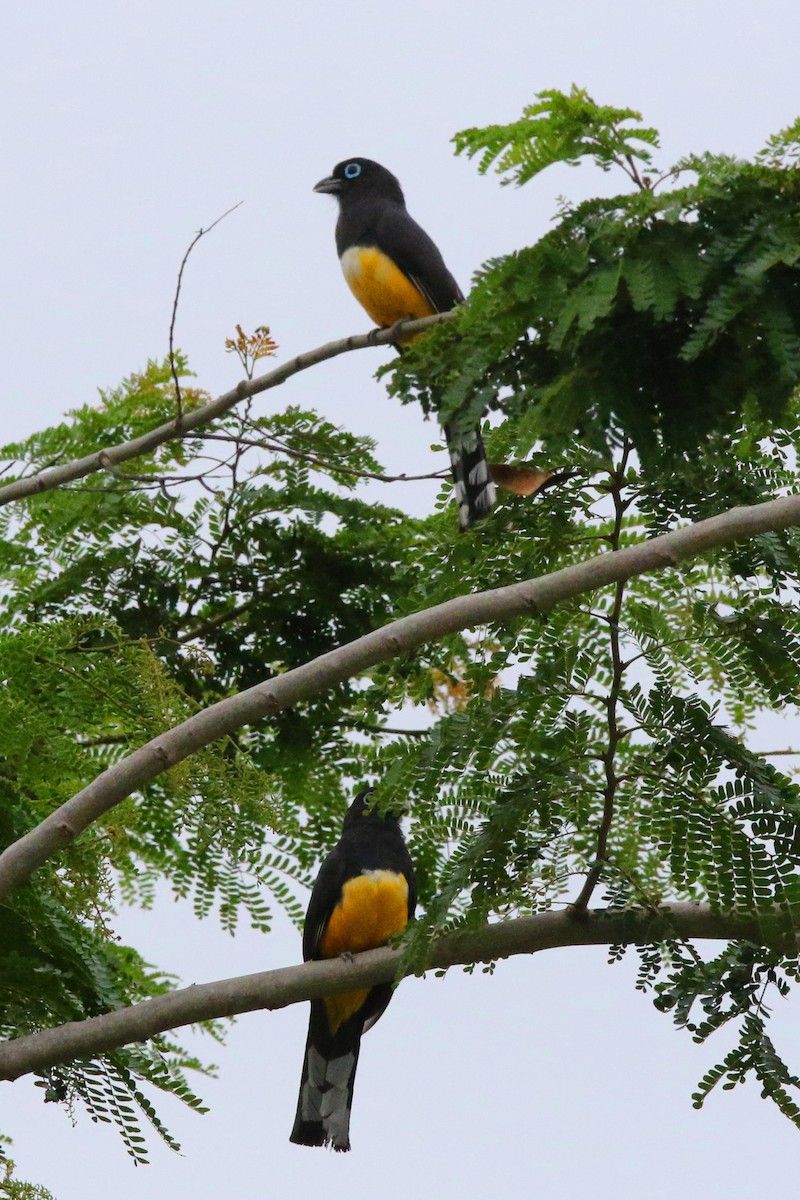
[0,491,799,901]
[0,312,455,507]
[0,903,781,1083]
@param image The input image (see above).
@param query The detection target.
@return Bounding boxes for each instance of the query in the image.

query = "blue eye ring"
[344,162,361,179]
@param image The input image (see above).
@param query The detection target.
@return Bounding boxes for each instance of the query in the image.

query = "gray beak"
[313,175,341,195]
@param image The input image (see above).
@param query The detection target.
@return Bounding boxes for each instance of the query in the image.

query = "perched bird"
[290,788,416,1151]
[314,157,497,530]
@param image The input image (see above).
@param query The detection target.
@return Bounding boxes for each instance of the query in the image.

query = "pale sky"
[3,2,800,1197]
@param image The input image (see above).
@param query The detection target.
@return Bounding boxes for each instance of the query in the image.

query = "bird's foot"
[368,317,411,347]
[384,317,411,343]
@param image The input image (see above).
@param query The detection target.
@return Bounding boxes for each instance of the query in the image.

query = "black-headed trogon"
[314,157,497,530]
[290,788,416,1151]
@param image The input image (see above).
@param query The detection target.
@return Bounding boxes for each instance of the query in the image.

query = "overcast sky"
[3,2,800,1197]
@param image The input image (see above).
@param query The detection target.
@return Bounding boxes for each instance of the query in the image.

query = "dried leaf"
[489,463,573,497]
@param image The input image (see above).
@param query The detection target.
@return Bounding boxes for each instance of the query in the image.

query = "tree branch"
[1,490,800,901]
[0,903,783,1084]
[0,312,456,507]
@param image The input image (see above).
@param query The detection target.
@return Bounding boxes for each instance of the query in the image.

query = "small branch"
[0,311,457,508]
[201,429,448,485]
[624,152,645,189]
[2,488,800,900]
[342,721,429,738]
[97,453,235,490]
[572,441,632,915]
[76,735,130,748]
[0,903,782,1083]
[178,600,256,644]
[365,725,428,737]
[178,434,250,628]
[168,203,243,420]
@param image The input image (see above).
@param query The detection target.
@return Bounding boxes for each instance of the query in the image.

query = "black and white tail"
[444,423,497,531]
[290,1021,361,1152]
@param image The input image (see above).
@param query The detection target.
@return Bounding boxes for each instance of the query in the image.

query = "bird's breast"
[339,246,435,327]
[321,869,410,959]
[319,868,410,1034]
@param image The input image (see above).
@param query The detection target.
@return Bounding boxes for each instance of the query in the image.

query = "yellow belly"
[320,869,410,1034]
[340,246,435,328]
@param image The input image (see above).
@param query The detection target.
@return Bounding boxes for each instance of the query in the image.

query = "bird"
[290,788,416,1151]
[314,156,497,530]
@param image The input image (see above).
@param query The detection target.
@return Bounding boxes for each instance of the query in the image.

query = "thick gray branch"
[0,903,779,1083]
[0,313,454,506]
[1,490,799,900]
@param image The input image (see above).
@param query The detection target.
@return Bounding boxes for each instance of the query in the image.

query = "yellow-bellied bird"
[314,157,496,529]
[290,789,416,1151]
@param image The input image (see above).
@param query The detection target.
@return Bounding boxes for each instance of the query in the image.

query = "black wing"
[373,204,463,314]
[302,847,349,962]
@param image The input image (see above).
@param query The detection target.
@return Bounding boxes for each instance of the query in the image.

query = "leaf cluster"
[392,113,800,477]
[453,84,660,185]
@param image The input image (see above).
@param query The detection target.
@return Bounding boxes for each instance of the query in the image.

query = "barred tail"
[290,1018,361,1152]
[444,423,497,531]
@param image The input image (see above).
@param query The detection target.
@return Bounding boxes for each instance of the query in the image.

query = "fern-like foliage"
[392,171,800,474]
[452,85,660,185]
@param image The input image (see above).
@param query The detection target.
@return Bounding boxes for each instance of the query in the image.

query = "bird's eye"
[344,162,361,179]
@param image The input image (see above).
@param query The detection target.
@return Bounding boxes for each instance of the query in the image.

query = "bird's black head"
[313,158,405,205]
[342,786,405,830]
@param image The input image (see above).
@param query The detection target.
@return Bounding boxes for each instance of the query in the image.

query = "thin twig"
[77,735,130,748]
[168,202,243,421]
[202,429,449,485]
[178,600,255,644]
[344,722,429,738]
[368,725,428,737]
[180,429,250,628]
[97,450,234,489]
